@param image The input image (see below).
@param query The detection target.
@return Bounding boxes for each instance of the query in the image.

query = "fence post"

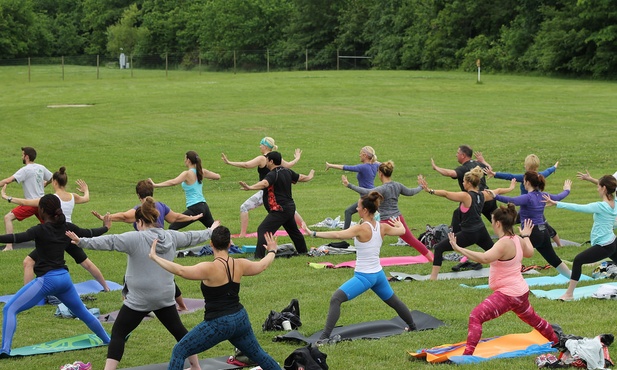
[28,57,31,82]
[233,50,237,74]
[166,53,168,78]
[337,49,339,71]
[96,55,100,80]
[267,48,270,73]
[130,55,133,78]
[199,55,202,75]
[305,48,308,71]
[62,56,65,81]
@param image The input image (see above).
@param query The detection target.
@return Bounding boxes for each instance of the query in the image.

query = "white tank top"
[354,222,382,273]
[55,193,75,223]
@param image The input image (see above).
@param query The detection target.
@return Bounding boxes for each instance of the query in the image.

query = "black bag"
[262,299,302,331]
[419,224,451,249]
[276,243,299,258]
[283,344,328,370]
[327,241,350,249]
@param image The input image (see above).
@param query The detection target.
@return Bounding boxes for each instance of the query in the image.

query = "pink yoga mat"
[317,255,429,269]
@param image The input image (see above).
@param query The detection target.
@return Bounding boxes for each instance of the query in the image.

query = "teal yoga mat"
[531,281,617,300]
[461,273,593,289]
[2,333,107,358]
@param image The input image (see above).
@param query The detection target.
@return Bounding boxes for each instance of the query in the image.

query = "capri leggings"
[107,304,189,361]
[530,224,562,267]
[169,201,214,230]
[433,228,493,266]
[240,190,264,213]
[465,291,557,355]
[571,239,617,281]
[381,215,431,257]
[168,308,280,370]
[2,269,110,354]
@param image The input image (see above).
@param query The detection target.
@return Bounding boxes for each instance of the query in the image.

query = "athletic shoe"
[59,361,92,370]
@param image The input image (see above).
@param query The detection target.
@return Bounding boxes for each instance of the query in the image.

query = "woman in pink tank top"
[447,203,558,355]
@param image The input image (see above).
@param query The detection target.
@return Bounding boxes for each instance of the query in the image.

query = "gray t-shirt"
[14,163,52,199]
[347,181,422,219]
[78,227,213,311]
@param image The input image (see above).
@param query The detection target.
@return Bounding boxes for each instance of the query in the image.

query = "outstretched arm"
[164,210,203,224]
[221,153,265,169]
[91,209,136,223]
[239,179,269,191]
[149,171,188,188]
[73,179,90,204]
[0,175,15,187]
[282,149,302,168]
[418,176,469,204]
[577,170,599,185]
[2,185,39,206]
[431,158,457,178]
[474,151,492,171]
[297,169,315,182]
[325,162,344,171]
[202,168,221,180]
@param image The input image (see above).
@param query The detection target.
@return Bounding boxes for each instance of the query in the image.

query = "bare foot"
[177,305,188,311]
[558,295,573,302]
[2,245,13,252]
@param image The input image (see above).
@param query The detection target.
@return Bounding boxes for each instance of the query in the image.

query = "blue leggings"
[340,270,393,301]
[1,269,110,354]
[168,308,280,370]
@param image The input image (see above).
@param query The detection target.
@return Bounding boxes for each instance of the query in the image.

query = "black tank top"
[460,191,485,232]
[201,257,242,320]
[258,157,270,181]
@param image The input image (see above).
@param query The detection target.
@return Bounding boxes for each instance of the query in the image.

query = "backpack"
[283,344,328,370]
[419,224,451,249]
[262,299,302,331]
[276,243,299,258]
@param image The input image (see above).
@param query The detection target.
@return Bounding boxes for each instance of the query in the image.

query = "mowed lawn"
[0,67,616,369]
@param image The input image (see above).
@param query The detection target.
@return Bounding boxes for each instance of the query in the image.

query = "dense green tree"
[82,0,135,55]
[0,0,37,58]
[107,4,149,57]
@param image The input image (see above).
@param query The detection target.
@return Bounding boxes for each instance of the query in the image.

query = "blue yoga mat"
[461,274,593,289]
[448,343,555,364]
[0,280,123,304]
[531,281,617,300]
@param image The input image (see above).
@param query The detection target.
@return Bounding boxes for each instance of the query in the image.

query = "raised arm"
[239,179,269,191]
[91,209,136,223]
[518,219,535,258]
[484,178,517,200]
[418,176,470,204]
[2,185,39,206]
[164,210,203,224]
[297,169,315,182]
[281,149,302,168]
[73,179,90,204]
[474,151,492,171]
[0,175,16,187]
[325,162,345,171]
[302,222,363,240]
[431,158,457,178]
[221,153,265,169]
[449,232,506,264]
[577,170,599,185]
[202,168,221,180]
[149,171,189,188]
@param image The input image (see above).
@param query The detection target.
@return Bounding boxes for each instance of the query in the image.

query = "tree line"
[1,0,615,77]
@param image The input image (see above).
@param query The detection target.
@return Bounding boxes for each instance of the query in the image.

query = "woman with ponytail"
[544,174,617,301]
[448,204,558,355]
[419,167,516,280]
[66,196,220,370]
[0,194,111,357]
[493,172,572,277]
[149,150,220,230]
[221,137,304,237]
[303,191,417,345]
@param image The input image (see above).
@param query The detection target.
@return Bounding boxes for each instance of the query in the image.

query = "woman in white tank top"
[303,191,418,345]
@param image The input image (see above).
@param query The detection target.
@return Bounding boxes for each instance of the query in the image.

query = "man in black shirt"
[239,151,314,258]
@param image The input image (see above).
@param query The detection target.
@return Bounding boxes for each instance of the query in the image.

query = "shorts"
[11,206,42,222]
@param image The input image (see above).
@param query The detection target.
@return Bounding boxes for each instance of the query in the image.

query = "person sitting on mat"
[66,197,219,370]
[148,226,281,370]
[0,194,111,357]
[302,191,417,345]
[419,167,516,280]
[543,174,617,301]
[448,204,558,355]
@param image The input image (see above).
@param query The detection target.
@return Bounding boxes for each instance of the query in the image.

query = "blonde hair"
[361,146,377,162]
[463,166,484,187]
[260,137,278,151]
[524,154,540,172]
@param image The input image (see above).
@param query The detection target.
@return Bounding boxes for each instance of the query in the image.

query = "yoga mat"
[2,333,107,358]
[231,229,307,238]
[461,273,593,289]
[120,355,247,370]
[410,329,555,364]
[531,281,617,300]
[552,239,581,247]
[4,240,36,249]
[311,255,429,269]
[0,280,123,304]
[274,310,444,344]
[100,298,204,323]
[390,268,538,281]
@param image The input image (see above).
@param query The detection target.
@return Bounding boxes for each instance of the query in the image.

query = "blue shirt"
[181,168,206,207]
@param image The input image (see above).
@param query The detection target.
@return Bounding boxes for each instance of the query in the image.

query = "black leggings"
[571,239,617,281]
[256,207,306,258]
[107,304,189,361]
[169,202,214,230]
[433,228,493,266]
[530,224,563,267]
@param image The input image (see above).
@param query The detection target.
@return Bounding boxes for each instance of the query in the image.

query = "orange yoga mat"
[410,329,553,363]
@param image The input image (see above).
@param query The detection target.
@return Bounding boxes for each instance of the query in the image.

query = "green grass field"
[0,67,615,369]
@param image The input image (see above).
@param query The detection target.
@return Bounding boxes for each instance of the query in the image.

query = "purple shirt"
[133,201,172,230]
[495,190,569,225]
[343,162,380,188]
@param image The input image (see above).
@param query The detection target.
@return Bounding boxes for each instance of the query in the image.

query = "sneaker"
[60,361,92,370]
[315,334,342,347]
[390,237,409,246]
